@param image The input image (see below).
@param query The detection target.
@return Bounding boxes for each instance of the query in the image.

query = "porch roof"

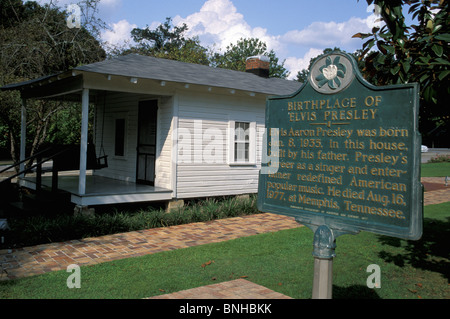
[1,54,302,97]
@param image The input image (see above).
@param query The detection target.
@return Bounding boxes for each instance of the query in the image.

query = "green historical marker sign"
[258,51,423,241]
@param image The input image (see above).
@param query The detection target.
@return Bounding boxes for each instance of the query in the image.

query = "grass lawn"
[1,202,448,299]
[421,162,450,177]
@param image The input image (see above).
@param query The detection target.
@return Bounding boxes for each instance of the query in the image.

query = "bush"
[2,195,260,249]
[428,154,450,163]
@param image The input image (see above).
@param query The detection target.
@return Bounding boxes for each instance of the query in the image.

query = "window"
[234,122,250,162]
[115,118,126,156]
[229,120,256,165]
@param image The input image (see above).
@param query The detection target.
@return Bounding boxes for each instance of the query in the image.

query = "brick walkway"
[1,178,448,299]
[0,213,300,281]
[422,177,450,206]
[147,279,292,299]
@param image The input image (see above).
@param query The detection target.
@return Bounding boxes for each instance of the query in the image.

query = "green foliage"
[131,17,189,52]
[353,0,449,143]
[124,17,210,65]
[210,38,266,70]
[211,37,290,79]
[0,0,106,162]
[46,102,96,145]
[421,162,450,177]
[0,0,106,81]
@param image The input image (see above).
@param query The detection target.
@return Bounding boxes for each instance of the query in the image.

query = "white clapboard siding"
[175,91,266,199]
[155,96,173,190]
[93,92,137,182]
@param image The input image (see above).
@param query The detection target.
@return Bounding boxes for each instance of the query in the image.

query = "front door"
[137,100,158,185]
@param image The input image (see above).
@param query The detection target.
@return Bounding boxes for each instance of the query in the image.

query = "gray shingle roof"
[1,74,57,90]
[75,54,301,96]
[2,54,302,96]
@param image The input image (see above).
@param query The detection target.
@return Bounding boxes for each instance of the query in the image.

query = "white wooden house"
[1,54,300,208]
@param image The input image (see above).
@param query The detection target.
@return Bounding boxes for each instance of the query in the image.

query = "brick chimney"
[245,55,270,78]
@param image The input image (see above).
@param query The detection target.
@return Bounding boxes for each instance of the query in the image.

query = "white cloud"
[170,0,379,78]
[281,10,381,80]
[98,0,121,7]
[284,48,324,80]
[173,0,281,53]
[101,19,137,48]
[281,16,374,51]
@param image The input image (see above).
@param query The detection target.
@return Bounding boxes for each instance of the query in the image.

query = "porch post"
[78,88,89,195]
[20,98,27,176]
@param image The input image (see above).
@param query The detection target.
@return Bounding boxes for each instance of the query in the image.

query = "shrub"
[428,154,450,163]
[2,195,260,249]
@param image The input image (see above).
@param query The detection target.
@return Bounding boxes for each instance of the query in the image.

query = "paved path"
[147,279,292,299]
[422,177,450,206]
[0,213,300,281]
[1,177,448,299]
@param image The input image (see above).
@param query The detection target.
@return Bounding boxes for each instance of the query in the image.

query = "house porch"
[19,175,173,206]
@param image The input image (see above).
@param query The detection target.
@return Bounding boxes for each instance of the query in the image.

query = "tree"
[211,38,290,79]
[353,0,449,146]
[131,17,189,53]
[0,0,106,166]
[1,0,106,80]
[124,17,210,65]
[116,20,289,78]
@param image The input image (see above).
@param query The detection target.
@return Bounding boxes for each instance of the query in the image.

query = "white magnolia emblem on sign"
[309,53,354,94]
[323,64,338,80]
[316,56,346,89]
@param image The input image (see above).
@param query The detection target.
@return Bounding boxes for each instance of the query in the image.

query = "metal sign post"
[311,225,336,299]
[312,257,333,299]
[305,223,359,299]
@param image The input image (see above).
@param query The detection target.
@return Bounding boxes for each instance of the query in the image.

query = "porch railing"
[0,146,74,193]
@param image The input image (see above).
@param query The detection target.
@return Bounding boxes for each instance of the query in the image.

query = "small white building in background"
[1,54,301,208]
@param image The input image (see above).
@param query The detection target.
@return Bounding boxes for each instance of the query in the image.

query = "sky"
[36,0,385,79]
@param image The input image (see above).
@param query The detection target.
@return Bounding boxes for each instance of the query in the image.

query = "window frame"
[228,120,256,165]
